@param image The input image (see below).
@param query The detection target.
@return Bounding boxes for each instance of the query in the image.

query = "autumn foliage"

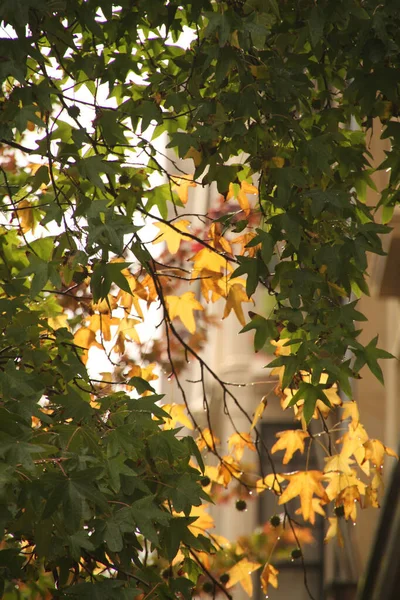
[1,1,400,599]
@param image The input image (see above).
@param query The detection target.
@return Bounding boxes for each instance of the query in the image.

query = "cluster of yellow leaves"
[226,180,258,217]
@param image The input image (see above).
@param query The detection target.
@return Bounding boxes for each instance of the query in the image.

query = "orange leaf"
[279,471,329,522]
[260,563,279,595]
[336,485,361,521]
[225,558,262,596]
[152,219,190,254]
[16,199,34,233]
[271,430,309,465]
[165,291,204,334]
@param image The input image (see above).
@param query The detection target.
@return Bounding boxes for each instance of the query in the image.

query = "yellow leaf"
[171,175,196,204]
[324,455,355,476]
[190,247,230,275]
[337,422,369,470]
[295,498,326,524]
[279,471,329,522]
[336,485,361,521]
[260,563,279,595]
[16,199,34,233]
[270,156,285,168]
[87,313,119,342]
[324,469,366,501]
[363,438,398,469]
[162,403,193,430]
[228,432,256,461]
[341,401,360,428]
[152,219,190,254]
[184,146,203,167]
[48,314,69,330]
[324,517,344,547]
[196,428,219,452]
[198,269,224,303]
[165,291,204,334]
[251,395,268,430]
[187,504,215,536]
[240,180,258,195]
[217,455,242,487]
[208,222,232,254]
[225,558,262,596]
[232,232,261,257]
[271,430,309,465]
[222,282,252,326]
[115,317,141,343]
[255,473,284,494]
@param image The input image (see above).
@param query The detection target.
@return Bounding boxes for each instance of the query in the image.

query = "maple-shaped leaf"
[260,563,279,595]
[353,335,394,384]
[279,471,329,522]
[336,485,361,520]
[217,455,242,487]
[295,497,326,524]
[287,382,332,425]
[227,180,258,217]
[341,401,360,428]
[255,473,284,494]
[115,316,141,342]
[324,469,366,501]
[228,432,256,460]
[324,517,344,547]
[165,291,204,334]
[198,268,224,303]
[87,313,119,342]
[207,222,232,254]
[186,504,215,537]
[171,175,196,204]
[162,404,194,431]
[222,282,252,326]
[363,438,398,469]
[337,422,369,470]
[251,395,268,430]
[324,455,355,476]
[190,247,230,275]
[271,430,309,465]
[232,232,261,257]
[73,327,101,364]
[196,428,219,452]
[225,558,262,596]
[152,219,190,254]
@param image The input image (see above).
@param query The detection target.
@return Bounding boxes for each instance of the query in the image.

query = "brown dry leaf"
[171,175,196,204]
[279,471,329,522]
[251,395,268,430]
[228,432,256,461]
[364,485,380,508]
[196,428,219,452]
[162,403,193,431]
[260,563,279,595]
[336,485,361,520]
[271,430,309,465]
[255,473,284,494]
[324,517,344,547]
[152,219,191,254]
[165,291,204,334]
[225,558,262,596]
[341,401,360,428]
[222,282,252,326]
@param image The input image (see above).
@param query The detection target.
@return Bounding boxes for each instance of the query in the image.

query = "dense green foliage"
[0,0,400,598]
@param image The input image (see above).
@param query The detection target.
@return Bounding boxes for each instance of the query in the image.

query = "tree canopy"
[0,1,399,598]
